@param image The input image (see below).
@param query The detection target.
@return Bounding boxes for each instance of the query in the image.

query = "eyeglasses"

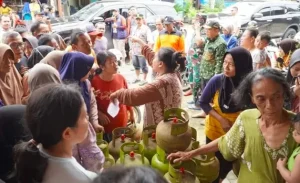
[9,42,24,49]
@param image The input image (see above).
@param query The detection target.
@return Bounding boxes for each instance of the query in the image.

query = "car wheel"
[283,28,297,39]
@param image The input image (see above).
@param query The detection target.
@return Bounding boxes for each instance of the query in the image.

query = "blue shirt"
[221,34,237,50]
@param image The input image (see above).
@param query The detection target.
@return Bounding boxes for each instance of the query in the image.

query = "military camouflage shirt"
[199,35,226,80]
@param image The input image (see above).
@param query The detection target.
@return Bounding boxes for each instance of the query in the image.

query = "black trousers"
[206,137,232,183]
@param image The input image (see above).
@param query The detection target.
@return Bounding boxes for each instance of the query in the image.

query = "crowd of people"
[1,3,300,183]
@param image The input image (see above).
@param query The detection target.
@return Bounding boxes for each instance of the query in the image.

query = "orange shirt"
[91,74,130,133]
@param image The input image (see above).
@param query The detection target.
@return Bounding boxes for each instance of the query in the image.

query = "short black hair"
[38,34,54,46]
[258,32,271,43]
[246,28,259,38]
[232,6,238,11]
[70,30,86,45]
[30,21,47,35]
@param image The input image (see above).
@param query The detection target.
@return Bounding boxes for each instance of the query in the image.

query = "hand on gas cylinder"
[92,122,105,133]
[167,151,194,163]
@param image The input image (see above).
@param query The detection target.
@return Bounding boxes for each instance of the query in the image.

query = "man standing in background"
[29,0,41,21]
[154,16,185,52]
[0,15,12,43]
[231,6,241,37]
[152,17,164,47]
[131,14,153,85]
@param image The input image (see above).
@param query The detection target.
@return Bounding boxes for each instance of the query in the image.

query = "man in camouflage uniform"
[191,20,226,118]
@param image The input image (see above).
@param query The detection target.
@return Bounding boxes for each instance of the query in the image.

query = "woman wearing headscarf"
[17,36,38,76]
[221,23,238,50]
[199,47,253,183]
[277,39,298,70]
[27,63,61,93]
[286,49,300,113]
[23,36,38,58]
[27,45,54,69]
[59,52,105,173]
[52,33,67,51]
[0,44,23,105]
[0,105,32,182]
[40,50,66,70]
[21,46,54,103]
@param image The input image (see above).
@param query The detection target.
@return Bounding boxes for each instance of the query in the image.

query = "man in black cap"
[153,16,185,52]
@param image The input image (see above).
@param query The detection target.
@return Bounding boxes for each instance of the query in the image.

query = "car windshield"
[222,2,261,17]
[70,2,104,21]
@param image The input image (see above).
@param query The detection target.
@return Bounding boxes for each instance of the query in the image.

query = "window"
[137,7,153,19]
[272,7,286,16]
[258,7,271,17]
[146,5,177,16]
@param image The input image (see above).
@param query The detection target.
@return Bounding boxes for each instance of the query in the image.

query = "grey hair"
[2,31,21,44]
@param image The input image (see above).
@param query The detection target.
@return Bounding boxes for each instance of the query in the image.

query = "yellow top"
[154,29,185,52]
[29,3,41,18]
[0,7,12,15]
[205,91,240,140]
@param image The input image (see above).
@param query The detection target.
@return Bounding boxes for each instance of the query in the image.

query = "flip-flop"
[192,111,206,118]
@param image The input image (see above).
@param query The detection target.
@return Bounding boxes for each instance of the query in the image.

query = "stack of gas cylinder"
[96,108,220,183]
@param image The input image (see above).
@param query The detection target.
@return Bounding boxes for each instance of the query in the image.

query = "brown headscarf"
[40,50,66,70]
[0,44,23,105]
[28,63,62,92]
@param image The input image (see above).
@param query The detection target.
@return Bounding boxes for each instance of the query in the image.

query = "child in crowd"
[277,116,300,183]
[252,32,271,71]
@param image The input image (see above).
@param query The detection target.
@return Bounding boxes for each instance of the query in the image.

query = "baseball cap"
[86,24,102,36]
[135,14,144,19]
[164,16,174,24]
[204,20,221,29]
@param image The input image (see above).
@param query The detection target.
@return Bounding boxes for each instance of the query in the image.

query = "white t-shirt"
[40,147,98,183]
[251,49,267,70]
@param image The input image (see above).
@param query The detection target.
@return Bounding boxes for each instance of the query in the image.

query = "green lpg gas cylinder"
[116,142,150,166]
[185,127,197,152]
[108,127,135,160]
[156,108,192,153]
[164,160,200,183]
[151,145,169,174]
[96,133,115,168]
[140,125,157,162]
[192,142,220,183]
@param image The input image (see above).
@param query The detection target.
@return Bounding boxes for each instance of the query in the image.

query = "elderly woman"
[168,68,298,183]
[221,23,237,50]
[0,44,23,105]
